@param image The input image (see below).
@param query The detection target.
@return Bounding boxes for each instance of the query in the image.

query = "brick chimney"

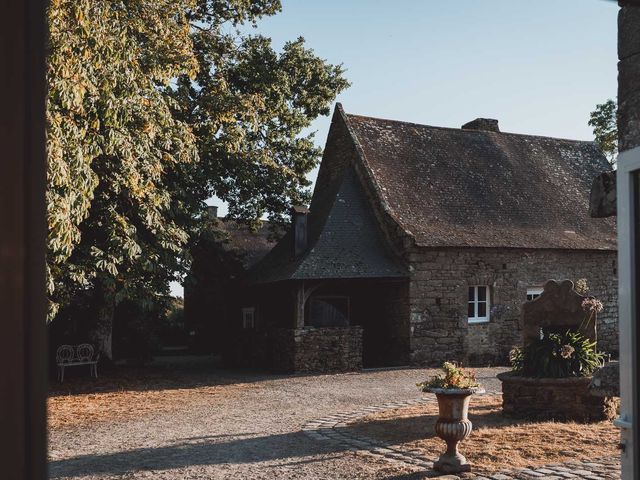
[206,205,218,220]
[462,118,500,133]
[292,205,309,257]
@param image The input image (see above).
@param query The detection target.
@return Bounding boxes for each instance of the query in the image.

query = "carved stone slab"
[521,279,595,346]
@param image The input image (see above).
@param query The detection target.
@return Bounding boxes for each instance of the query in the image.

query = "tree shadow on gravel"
[48,431,352,478]
[342,402,532,446]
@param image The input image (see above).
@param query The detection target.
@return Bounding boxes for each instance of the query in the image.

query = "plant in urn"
[418,362,484,474]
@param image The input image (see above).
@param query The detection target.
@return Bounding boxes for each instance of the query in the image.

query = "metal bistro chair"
[56,343,99,382]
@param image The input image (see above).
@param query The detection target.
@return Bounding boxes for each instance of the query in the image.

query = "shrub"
[417,362,479,391]
[510,330,605,378]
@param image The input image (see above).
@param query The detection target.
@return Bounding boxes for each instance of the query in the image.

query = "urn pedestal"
[428,387,483,474]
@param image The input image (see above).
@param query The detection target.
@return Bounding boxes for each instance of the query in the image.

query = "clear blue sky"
[174,0,619,296]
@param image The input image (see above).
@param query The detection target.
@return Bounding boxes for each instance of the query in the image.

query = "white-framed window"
[526,287,543,302]
[242,307,256,330]
[468,286,490,324]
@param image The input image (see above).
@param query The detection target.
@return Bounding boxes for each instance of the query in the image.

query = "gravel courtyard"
[48,358,508,479]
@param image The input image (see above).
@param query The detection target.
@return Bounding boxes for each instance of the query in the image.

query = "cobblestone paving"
[302,394,621,479]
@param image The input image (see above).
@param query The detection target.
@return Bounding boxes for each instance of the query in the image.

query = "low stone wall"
[269,326,363,373]
[498,372,618,422]
[590,361,620,397]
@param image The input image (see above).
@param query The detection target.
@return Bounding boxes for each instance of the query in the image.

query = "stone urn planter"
[426,387,485,474]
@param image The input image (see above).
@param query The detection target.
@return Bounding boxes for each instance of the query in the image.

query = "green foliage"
[155,296,187,349]
[47,0,200,319]
[417,362,479,391]
[510,331,605,378]
[169,8,350,227]
[165,296,185,326]
[588,99,618,167]
[47,0,349,324]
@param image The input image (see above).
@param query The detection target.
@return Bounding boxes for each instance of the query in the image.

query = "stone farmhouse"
[188,104,618,372]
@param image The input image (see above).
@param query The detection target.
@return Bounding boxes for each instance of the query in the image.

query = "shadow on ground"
[49,430,355,478]
[49,407,508,478]
[342,401,537,446]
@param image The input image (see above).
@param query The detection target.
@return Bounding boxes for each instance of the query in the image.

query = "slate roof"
[346,111,616,250]
[249,104,616,284]
[248,166,408,284]
[217,219,280,269]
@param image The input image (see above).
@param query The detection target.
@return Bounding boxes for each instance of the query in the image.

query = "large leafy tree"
[170,1,350,226]
[47,0,349,358]
[48,0,200,357]
[589,99,618,167]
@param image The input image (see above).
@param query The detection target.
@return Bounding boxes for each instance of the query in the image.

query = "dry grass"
[48,361,255,431]
[48,383,254,431]
[348,395,618,473]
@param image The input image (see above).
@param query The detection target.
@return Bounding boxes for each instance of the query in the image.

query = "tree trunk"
[90,279,116,360]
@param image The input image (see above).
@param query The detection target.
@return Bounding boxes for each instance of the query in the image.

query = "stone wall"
[269,326,363,373]
[618,3,640,152]
[499,372,618,422]
[407,247,618,366]
[590,361,620,397]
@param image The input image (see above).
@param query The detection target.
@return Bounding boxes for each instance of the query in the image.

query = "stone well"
[499,279,617,423]
[521,279,596,347]
[498,372,618,422]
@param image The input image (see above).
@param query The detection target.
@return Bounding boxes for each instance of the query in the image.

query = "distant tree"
[47,0,349,358]
[588,99,618,167]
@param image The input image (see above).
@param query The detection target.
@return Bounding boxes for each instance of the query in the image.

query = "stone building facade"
[407,248,618,365]
[232,104,617,370]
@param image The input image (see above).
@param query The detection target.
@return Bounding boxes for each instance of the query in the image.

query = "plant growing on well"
[574,278,589,295]
[418,362,479,391]
[581,297,604,329]
[510,330,605,378]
